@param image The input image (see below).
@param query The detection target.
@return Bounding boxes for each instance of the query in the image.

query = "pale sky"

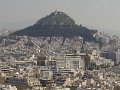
[0,0,120,35]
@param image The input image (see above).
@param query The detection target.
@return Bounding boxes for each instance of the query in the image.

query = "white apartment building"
[65,54,86,70]
[0,85,17,90]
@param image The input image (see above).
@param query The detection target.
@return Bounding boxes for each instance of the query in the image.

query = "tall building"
[65,54,90,70]
[116,49,120,65]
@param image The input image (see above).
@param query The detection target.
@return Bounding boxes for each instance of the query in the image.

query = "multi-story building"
[0,85,17,90]
[5,77,27,90]
[116,49,120,65]
[65,54,90,70]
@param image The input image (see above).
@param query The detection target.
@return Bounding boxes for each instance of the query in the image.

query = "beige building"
[49,53,90,70]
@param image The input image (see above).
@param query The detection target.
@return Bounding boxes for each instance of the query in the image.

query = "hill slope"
[11,10,97,42]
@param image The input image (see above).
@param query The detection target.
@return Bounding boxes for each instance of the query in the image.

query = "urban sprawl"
[0,30,120,90]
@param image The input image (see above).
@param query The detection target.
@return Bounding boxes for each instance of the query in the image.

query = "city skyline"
[0,0,120,35]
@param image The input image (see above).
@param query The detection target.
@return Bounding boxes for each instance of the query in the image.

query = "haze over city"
[2,0,120,90]
[0,0,120,35]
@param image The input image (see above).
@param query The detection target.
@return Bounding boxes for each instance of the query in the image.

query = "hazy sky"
[0,0,120,35]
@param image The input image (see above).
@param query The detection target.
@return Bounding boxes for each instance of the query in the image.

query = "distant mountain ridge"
[11,10,97,42]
